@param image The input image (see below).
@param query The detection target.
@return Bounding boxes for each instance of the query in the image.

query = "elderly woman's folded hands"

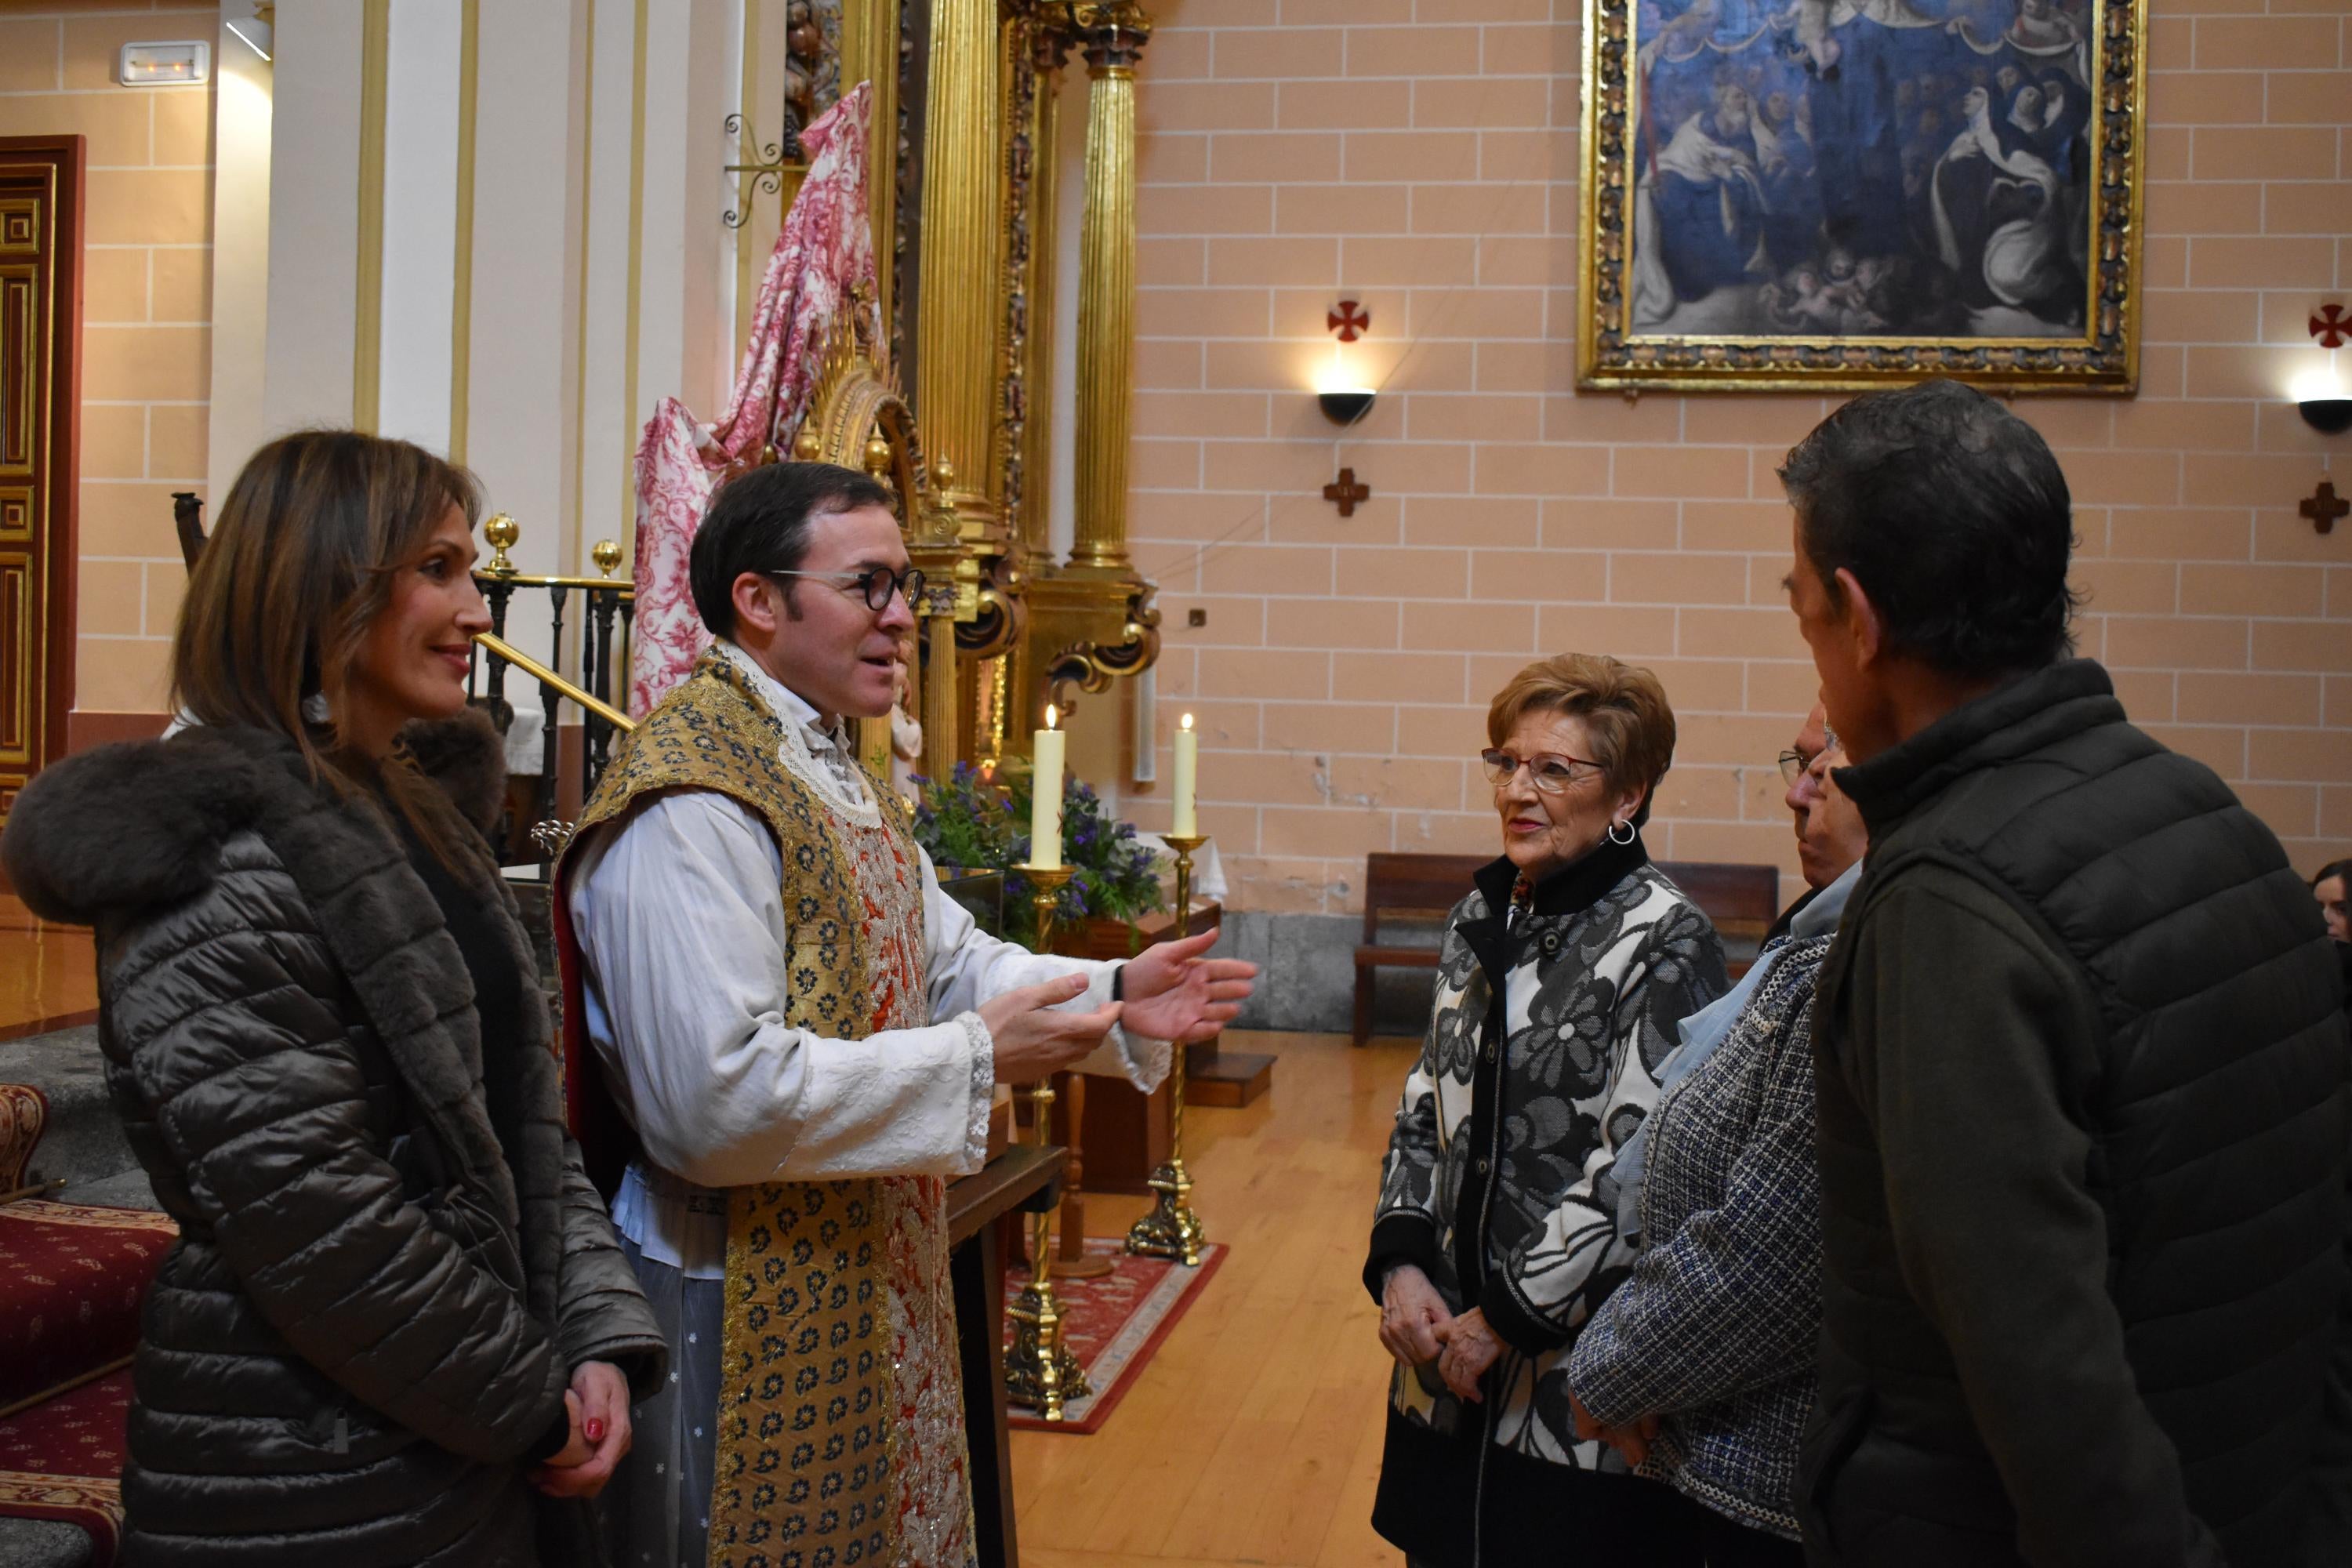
[1378,1262,1454,1368]
[1432,1308,1503,1401]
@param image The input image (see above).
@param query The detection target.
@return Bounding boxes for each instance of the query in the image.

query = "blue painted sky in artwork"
[1626,0,2096,339]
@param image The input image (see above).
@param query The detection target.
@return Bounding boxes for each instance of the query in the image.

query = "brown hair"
[172,430,484,856]
[1486,653,1677,828]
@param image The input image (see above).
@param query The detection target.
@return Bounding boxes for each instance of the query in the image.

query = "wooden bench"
[1351,851,1785,1045]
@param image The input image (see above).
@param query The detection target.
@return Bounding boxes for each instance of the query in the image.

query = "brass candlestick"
[1004,862,1090,1421]
[1126,833,1209,1266]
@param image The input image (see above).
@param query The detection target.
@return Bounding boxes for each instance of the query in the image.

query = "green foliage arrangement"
[910,760,1166,952]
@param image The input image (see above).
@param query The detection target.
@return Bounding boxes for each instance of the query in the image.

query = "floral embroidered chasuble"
[562,650,975,1568]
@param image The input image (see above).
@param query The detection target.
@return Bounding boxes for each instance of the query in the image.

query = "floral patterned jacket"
[1365,838,1726,1474]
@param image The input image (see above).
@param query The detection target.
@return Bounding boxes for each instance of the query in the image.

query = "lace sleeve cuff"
[956,1011,995,1167]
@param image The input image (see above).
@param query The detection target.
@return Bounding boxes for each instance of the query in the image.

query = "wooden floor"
[1011,1029,1420,1568]
[0,894,96,1043]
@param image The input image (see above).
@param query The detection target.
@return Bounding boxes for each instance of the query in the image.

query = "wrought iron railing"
[467,515,634,866]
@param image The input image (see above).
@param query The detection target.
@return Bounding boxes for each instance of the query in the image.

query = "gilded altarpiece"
[771,1,1160,780]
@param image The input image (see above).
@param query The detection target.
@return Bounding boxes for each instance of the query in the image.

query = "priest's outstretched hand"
[983,974,1125,1084]
[1118,929,1259,1043]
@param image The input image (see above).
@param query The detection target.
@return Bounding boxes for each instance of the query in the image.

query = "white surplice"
[565,641,1170,1277]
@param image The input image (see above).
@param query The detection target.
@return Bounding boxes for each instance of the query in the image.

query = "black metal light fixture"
[1316,389,1375,427]
[2299,308,2352,433]
[2297,394,2352,436]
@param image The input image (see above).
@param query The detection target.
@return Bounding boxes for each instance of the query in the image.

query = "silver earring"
[1607,818,1635,846]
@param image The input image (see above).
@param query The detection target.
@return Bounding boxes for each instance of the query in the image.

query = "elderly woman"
[1564,733,1867,1566]
[1366,653,1728,1566]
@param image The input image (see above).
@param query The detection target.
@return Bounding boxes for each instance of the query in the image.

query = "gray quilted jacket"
[4,715,665,1567]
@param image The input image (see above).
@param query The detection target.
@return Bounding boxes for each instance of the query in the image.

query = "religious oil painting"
[1577,0,2147,391]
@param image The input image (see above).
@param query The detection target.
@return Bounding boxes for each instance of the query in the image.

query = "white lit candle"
[1172,713,1199,838]
[1031,704,1065,870]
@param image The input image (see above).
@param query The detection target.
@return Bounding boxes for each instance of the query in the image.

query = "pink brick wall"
[1121,0,2350,914]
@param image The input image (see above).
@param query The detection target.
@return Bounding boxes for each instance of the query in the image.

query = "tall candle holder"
[1125,833,1209,1266]
[1004,862,1090,1421]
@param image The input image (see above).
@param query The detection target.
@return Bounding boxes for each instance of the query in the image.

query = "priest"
[557,459,1255,1568]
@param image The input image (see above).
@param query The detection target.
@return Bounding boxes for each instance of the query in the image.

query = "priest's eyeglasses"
[766,565,926,612]
[1480,750,1604,795]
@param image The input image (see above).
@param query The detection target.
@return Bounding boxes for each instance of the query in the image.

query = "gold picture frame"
[1577,0,2146,393]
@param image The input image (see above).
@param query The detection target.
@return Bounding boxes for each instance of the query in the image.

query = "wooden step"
[1185,1043,1272,1109]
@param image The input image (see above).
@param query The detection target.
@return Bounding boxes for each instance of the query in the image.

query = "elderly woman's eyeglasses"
[1481,750,1603,795]
[766,565,926,612]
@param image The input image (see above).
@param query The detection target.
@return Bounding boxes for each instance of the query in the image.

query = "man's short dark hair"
[688,460,895,637]
[1778,378,2078,679]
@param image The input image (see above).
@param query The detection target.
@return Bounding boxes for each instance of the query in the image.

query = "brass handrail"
[474,570,637,594]
[472,632,637,733]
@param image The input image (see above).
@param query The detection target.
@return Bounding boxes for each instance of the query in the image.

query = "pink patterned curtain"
[626,83,882,714]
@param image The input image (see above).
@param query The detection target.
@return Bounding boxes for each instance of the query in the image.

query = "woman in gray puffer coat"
[3,431,664,1566]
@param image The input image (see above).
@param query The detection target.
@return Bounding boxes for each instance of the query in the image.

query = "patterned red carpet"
[1004,1239,1225,1434]
[0,1367,131,1562]
[0,1200,176,1406]
[0,1201,175,1566]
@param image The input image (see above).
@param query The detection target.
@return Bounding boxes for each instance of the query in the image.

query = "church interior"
[0,0,2343,1563]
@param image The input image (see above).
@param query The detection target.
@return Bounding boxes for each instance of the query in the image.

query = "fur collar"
[4,707,508,924]
[3,710,558,1294]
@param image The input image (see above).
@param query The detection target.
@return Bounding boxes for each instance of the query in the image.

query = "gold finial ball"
[592,539,623,577]
[792,426,822,462]
[483,513,519,551]
[931,457,956,490]
[863,434,894,477]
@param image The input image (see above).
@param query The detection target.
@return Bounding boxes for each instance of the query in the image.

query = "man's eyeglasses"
[1780,726,1842,786]
[767,564,926,612]
[1480,750,1604,795]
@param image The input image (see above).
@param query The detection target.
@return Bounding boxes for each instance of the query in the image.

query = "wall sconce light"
[2292,366,2352,435]
[1316,296,1375,426]
[116,41,210,86]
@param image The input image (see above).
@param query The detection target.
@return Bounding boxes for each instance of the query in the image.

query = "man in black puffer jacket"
[1777,379,2352,1567]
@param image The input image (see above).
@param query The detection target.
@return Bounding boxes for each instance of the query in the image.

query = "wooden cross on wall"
[2303,478,2348,535]
[1323,468,1370,517]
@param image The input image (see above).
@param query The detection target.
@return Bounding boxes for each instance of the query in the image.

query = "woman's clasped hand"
[1570,1388,1661,1469]
[532,1360,636,1499]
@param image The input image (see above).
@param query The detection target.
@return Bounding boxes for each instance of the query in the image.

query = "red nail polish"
[585,1419,605,1443]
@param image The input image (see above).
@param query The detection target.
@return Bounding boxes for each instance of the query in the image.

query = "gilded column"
[923,615,960,779]
[1015,21,1071,579]
[915,0,1004,535]
[1067,2,1150,575]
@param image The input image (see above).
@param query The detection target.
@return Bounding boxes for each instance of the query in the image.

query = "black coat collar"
[1457,833,1650,996]
[1833,659,2123,839]
[1468,830,1650,925]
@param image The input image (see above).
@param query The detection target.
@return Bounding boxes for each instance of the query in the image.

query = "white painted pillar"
[466,0,591,583]
[207,4,274,495]
[260,0,363,432]
[375,0,463,454]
